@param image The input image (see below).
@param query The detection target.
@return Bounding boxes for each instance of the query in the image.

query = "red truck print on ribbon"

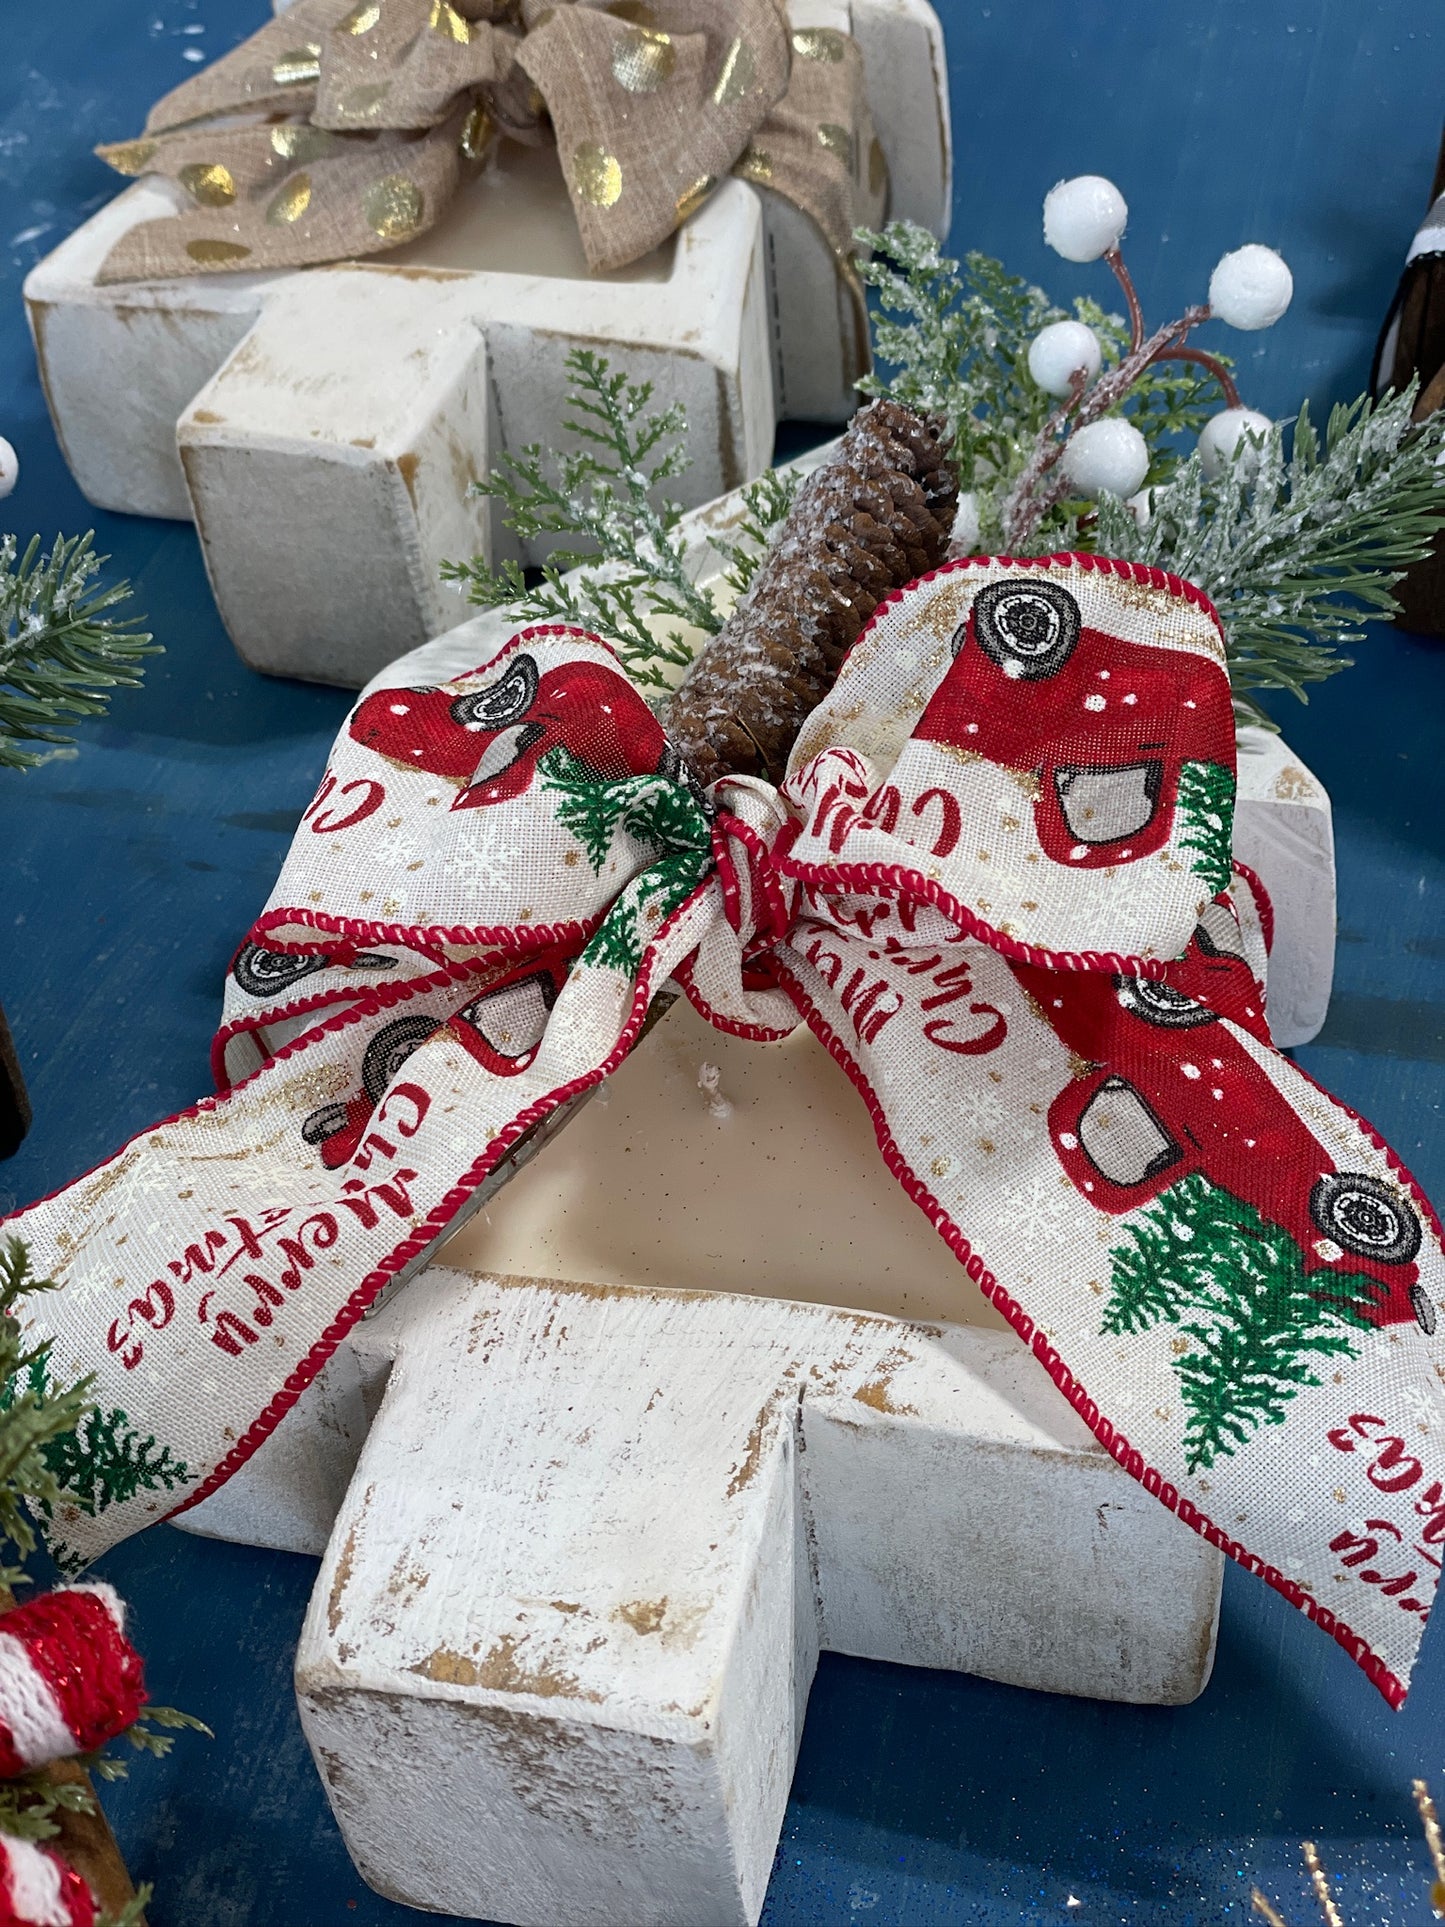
[300,962,566,1170]
[1007,909,1439,1473]
[914,577,1235,882]
[1012,937,1434,1337]
[348,650,678,809]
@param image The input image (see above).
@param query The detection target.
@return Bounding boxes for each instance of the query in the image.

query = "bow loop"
[312,0,503,132]
[781,558,1239,972]
[131,0,340,137]
[516,0,789,271]
[263,627,697,953]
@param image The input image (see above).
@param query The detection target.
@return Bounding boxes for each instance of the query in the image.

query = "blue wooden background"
[2,2,1444,1922]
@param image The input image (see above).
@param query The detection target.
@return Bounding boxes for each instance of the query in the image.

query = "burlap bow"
[94,0,885,284]
[6,557,1445,1706]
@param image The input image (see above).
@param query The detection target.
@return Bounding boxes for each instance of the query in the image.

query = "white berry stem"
[1103,247,1243,406]
[1150,333,1241,409]
[1002,265,1241,549]
[1000,368,1090,548]
[1004,306,1206,544]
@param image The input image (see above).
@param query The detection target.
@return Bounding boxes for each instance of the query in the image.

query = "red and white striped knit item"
[0,1837,94,1927]
[0,1585,145,1776]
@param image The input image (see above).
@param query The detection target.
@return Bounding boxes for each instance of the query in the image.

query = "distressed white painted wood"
[294,1266,1221,1927]
[23,0,949,685]
[167,470,1325,1924]
[1232,723,1336,1048]
[181,996,1223,1924]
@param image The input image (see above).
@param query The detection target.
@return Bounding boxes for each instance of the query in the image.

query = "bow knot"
[710,785,799,955]
[94,0,885,285]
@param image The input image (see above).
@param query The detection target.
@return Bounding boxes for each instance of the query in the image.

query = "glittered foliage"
[0,535,156,771]
[1094,385,1445,728]
[857,221,1220,555]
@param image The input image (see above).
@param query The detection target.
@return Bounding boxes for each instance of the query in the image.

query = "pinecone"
[662,399,957,787]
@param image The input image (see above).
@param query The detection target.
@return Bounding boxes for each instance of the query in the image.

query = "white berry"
[0,438,17,500]
[1043,176,1128,263]
[947,490,981,558]
[1061,418,1150,499]
[1198,407,1272,480]
[1027,320,1102,398]
[1208,245,1292,330]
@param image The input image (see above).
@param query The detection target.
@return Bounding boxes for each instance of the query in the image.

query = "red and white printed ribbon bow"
[6,555,1444,1705]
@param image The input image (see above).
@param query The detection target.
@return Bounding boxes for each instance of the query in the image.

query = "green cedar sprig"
[443,348,797,690]
[0,1701,214,1852]
[0,535,156,770]
[0,1239,209,1857]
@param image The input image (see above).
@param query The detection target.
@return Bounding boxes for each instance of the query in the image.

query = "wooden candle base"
[45,1758,145,1925]
[184,465,1332,1926]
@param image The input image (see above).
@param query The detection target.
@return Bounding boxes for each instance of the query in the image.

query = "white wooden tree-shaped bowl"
[23,0,950,688]
[175,471,1336,1925]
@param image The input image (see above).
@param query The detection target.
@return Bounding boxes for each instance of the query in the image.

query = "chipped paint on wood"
[327,1522,358,1636]
[616,1597,668,1636]
[295,1259,1224,1926]
[410,1631,601,1702]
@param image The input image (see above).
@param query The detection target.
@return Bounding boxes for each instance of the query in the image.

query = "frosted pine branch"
[0,535,155,770]
[1092,384,1445,725]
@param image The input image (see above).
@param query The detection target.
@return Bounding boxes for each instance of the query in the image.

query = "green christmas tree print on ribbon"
[1101,1170,1378,1471]
[541,746,714,977]
[1,1355,191,1565]
[1175,760,1236,896]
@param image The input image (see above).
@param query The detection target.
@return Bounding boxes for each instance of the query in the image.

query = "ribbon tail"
[734,22,888,349]
[771,914,1445,1708]
[94,118,467,285]
[0,877,713,1569]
